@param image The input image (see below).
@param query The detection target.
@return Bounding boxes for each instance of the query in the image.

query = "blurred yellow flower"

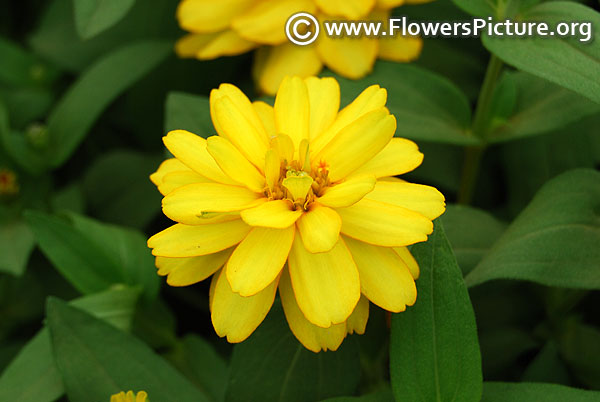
[175,0,433,94]
[110,390,148,402]
[148,76,445,352]
[0,168,19,195]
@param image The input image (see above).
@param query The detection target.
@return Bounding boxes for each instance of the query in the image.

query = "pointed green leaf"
[73,0,136,39]
[165,92,213,138]
[390,221,482,402]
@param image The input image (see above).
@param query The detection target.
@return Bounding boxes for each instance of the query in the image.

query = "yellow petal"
[253,44,323,96]
[210,269,278,343]
[156,248,233,286]
[282,174,313,202]
[150,158,189,188]
[316,34,378,79]
[311,85,387,156]
[393,246,420,279]
[305,76,340,141]
[315,0,375,19]
[159,170,212,196]
[376,0,405,8]
[162,183,263,225]
[378,34,423,63]
[136,391,148,402]
[175,31,257,60]
[210,84,269,168]
[240,200,303,228]
[318,175,376,208]
[274,76,310,150]
[345,236,417,312]
[264,149,281,192]
[349,137,423,178]
[163,130,237,185]
[270,133,294,164]
[206,136,265,192]
[176,0,254,34]
[365,180,446,220]
[148,220,251,257]
[231,0,316,45]
[288,236,360,327]
[337,198,433,247]
[318,108,396,181]
[296,204,341,253]
[252,101,276,137]
[226,226,294,296]
[346,295,369,335]
[279,268,346,352]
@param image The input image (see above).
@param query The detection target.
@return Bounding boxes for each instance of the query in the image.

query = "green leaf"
[167,335,229,402]
[331,61,476,145]
[82,150,162,228]
[481,382,600,401]
[0,287,140,402]
[522,342,570,385]
[165,92,214,137]
[483,2,600,104]
[451,0,541,18]
[46,40,170,167]
[390,221,482,402]
[441,204,507,275]
[225,303,361,402]
[466,169,600,289]
[488,72,600,143]
[451,0,496,17]
[73,0,136,39]
[0,218,35,276]
[25,210,158,298]
[319,386,393,402]
[46,298,209,402]
[559,322,600,389]
[0,37,57,87]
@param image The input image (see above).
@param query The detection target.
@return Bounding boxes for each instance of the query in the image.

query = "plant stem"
[457,54,504,205]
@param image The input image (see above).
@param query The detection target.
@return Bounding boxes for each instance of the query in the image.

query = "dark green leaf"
[0,218,35,276]
[522,342,570,385]
[46,298,209,402]
[167,335,229,402]
[441,204,507,275]
[559,322,600,389]
[481,381,600,401]
[466,169,600,289]
[73,0,136,39]
[319,386,393,402]
[226,303,360,402]
[331,62,476,145]
[488,72,600,143]
[390,221,482,402]
[46,40,170,167]
[25,211,158,298]
[82,150,162,228]
[0,37,57,87]
[483,2,600,103]
[0,287,140,402]
[165,92,214,137]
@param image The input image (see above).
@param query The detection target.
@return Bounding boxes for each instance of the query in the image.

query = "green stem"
[457,55,504,205]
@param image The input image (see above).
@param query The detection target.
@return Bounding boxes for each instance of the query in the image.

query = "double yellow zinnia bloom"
[175,0,431,94]
[148,76,445,352]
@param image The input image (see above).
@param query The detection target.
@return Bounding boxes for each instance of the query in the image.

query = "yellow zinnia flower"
[148,76,445,352]
[110,390,148,402]
[175,0,433,94]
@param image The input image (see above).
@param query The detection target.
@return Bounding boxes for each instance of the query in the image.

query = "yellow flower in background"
[110,390,148,402]
[0,168,19,195]
[175,0,433,94]
[148,76,445,352]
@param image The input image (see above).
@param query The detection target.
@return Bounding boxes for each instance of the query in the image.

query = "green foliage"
[165,92,214,137]
[46,298,209,402]
[0,218,35,276]
[225,304,361,402]
[73,0,137,39]
[466,169,600,289]
[483,2,600,103]
[481,382,600,401]
[390,221,482,402]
